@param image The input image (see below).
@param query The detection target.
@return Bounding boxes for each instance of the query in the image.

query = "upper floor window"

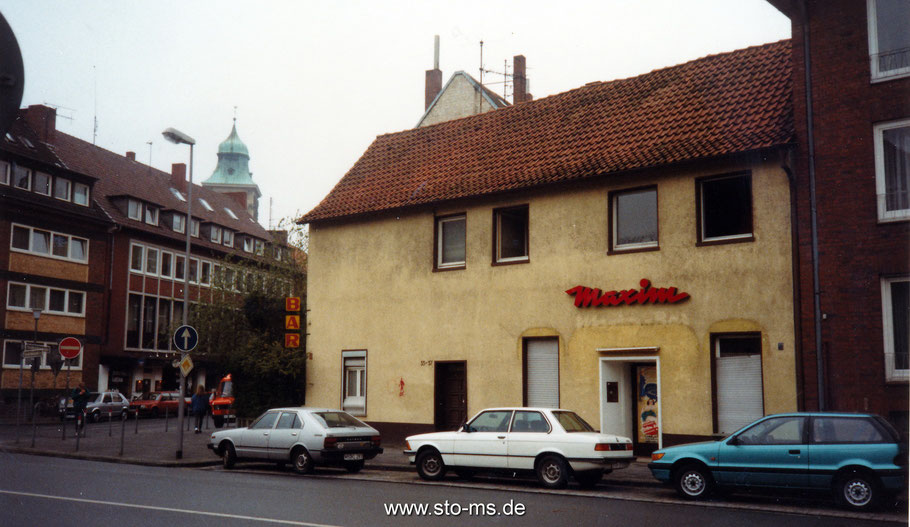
[493,205,529,264]
[54,177,71,201]
[7,282,85,317]
[210,225,222,243]
[33,171,51,196]
[13,165,30,190]
[243,237,253,253]
[128,199,142,220]
[144,206,159,226]
[874,119,910,222]
[435,214,466,269]
[610,186,658,252]
[73,183,89,206]
[868,0,910,82]
[882,276,909,382]
[190,219,200,237]
[172,213,185,233]
[254,239,264,256]
[223,230,234,247]
[0,160,8,185]
[697,172,753,244]
[11,224,88,262]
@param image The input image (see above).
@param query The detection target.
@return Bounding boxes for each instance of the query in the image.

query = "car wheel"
[674,464,714,500]
[292,447,314,475]
[213,415,224,428]
[91,410,100,423]
[344,460,365,473]
[222,443,236,470]
[536,455,569,489]
[416,450,446,481]
[835,469,880,511]
[454,469,474,480]
[575,470,602,489]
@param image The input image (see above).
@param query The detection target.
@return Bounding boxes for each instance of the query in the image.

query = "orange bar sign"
[285,333,300,348]
[286,297,301,312]
[285,315,300,330]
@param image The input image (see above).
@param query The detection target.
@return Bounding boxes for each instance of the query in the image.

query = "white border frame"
[873,118,910,222]
[867,0,910,83]
[881,276,910,382]
[598,353,662,450]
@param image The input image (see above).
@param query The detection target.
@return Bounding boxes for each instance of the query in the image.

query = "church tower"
[202,118,261,220]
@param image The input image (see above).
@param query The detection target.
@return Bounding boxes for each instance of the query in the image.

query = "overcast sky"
[1,1,790,229]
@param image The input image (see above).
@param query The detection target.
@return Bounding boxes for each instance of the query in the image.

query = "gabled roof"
[46,127,271,247]
[416,71,510,128]
[300,40,794,224]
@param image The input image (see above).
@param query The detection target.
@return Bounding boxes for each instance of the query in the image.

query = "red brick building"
[768,0,910,430]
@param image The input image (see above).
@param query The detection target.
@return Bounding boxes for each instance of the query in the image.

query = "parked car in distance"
[129,391,191,418]
[648,412,908,511]
[404,407,634,489]
[59,391,130,422]
[209,407,383,474]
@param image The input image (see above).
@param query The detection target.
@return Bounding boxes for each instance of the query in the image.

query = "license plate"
[343,453,363,461]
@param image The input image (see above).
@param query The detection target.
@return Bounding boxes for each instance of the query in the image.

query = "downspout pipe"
[799,0,825,410]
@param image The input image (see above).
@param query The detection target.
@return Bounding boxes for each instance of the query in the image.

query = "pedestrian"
[71,382,89,430]
[191,385,209,433]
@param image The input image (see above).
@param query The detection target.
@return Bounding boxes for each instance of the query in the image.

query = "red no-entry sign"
[59,337,82,360]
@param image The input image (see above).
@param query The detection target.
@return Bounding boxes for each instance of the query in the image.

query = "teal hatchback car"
[648,413,907,511]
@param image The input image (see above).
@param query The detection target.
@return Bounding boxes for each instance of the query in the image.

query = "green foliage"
[189,218,307,419]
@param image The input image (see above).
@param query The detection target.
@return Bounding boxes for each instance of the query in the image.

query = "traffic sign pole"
[173,325,198,460]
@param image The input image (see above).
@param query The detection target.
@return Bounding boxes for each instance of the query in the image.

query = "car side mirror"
[461,422,471,433]
[727,436,740,446]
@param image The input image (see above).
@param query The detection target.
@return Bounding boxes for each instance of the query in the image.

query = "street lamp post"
[162,127,195,460]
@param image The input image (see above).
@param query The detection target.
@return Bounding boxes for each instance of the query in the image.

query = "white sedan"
[404,407,634,489]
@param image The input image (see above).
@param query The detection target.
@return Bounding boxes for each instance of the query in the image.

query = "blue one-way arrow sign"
[173,325,199,352]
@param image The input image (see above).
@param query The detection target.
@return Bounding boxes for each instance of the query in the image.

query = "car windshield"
[220,381,233,398]
[313,411,366,428]
[552,411,595,432]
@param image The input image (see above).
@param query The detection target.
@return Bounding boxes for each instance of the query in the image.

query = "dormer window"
[33,171,51,196]
[128,199,142,220]
[224,208,239,220]
[170,188,186,202]
[173,213,186,233]
[254,240,264,256]
[210,225,222,243]
[223,230,234,247]
[198,198,213,212]
[54,177,71,201]
[191,219,200,237]
[13,165,30,190]
[243,237,253,253]
[145,206,159,225]
[73,183,89,206]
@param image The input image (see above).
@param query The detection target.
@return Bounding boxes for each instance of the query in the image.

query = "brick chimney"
[126,151,136,161]
[425,35,442,110]
[24,104,56,143]
[171,163,187,192]
[513,55,533,103]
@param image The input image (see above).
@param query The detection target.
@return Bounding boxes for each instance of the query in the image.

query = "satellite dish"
[0,12,24,137]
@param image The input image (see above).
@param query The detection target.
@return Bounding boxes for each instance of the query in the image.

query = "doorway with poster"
[632,363,660,456]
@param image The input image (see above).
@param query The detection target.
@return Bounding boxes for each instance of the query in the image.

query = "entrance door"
[714,334,763,435]
[524,338,559,407]
[435,362,467,431]
[631,363,660,456]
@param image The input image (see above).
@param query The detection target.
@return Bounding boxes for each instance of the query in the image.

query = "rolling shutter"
[716,353,763,435]
[525,339,559,408]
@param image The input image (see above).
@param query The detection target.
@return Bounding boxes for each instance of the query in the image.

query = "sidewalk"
[0,416,659,486]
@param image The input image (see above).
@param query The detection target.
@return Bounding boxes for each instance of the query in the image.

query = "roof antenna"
[146,141,153,177]
[269,196,273,230]
[479,40,484,87]
[92,66,99,145]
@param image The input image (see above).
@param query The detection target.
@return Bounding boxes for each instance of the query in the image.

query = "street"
[0,452,904,527]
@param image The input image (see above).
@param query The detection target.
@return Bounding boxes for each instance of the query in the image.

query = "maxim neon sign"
[566,279,690,308]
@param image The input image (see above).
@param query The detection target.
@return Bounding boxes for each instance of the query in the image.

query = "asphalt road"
[0,453,904,527]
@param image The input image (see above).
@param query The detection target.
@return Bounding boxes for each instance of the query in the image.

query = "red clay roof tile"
[300,40,793,224]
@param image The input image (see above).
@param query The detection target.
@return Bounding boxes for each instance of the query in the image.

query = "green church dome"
[203,121,255,186]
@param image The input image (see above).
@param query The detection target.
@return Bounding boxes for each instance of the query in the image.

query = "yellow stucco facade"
[305,155,798,443]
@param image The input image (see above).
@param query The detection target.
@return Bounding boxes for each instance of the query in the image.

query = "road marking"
[0,489,340,526]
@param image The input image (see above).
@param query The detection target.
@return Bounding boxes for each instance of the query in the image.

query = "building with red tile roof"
[299,40,801,449]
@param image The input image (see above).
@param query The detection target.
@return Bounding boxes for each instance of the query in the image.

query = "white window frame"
[2,340,83,370]
[255,240,264,256]
[128,199,142,220]
[54,177,71,201]
[145,206,159,226]
[868,0,910,82]
[190,219,200,238]
[160,251,174,279]
[130,243,144,273]
[172,213,185,233]
[698,173,754,243]
[243,238,253,253]
[73,183,89,206]
[12,165,30,190]
[9,223,89,263]
[874,118,910,222]
[436,214,466,269]
[210,225,222,243]
[223,230,233,247]
[6,282,85,317]
[494,206,530,263]
[201,261,212,286]
[145,247,159,276]
[611,186,659,251]
[341,350,367,416]
[33,171,51,196]
[882,276,910,382]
